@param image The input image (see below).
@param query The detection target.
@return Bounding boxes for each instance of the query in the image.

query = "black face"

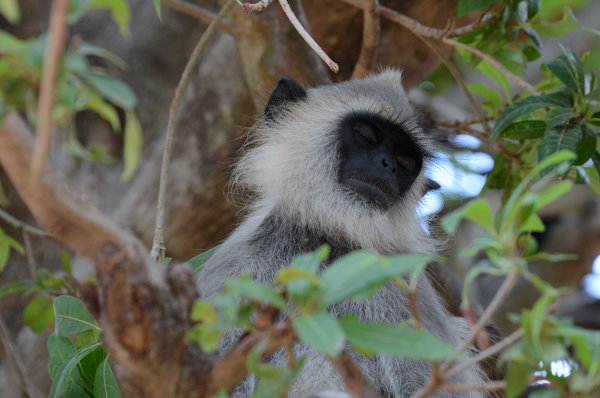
[338,113,425,210]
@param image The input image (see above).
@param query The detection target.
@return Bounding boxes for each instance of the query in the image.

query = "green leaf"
[0,279,42,298]
[76,43,128,70]
[225,277,286,310]
[292,311,345,358]
[467,82,503,107]
[0,226,24,271]
[80,72,137,109]
[545,54,584,95]
[533,7,579,37]
[478,60,511,100]
[442,199,494,235]
[85,94,121,133]
[501,120,546,140]
[89,0,131,37]
[120,110,142,181]
[519,213,545,233]
[48,333,76,379]
[320,252,433,303]
[0,0,20,24]
[187,245,220,274]
[54,295,100,336]
[457,0,500,16]
[190,300,217,325]
[574,124,596,166]
[538,125,581,174]
[505,361,531,398]
[340,316,458,360]
[534,181,572,210]
[94,357,124,398]
[491,95,570,139]
[49,342,102,398]
[24,295,54,332]
[152,0,162,21]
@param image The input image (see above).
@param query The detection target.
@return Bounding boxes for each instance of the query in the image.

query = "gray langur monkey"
[197,70,485,398]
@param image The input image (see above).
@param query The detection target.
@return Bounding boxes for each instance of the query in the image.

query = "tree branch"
[351,0,379,79]
[150,0,236,261]
[338,0,540,96]
[0,207,52,239]
[31,0,70,181]
[337,0,491,39]
[328,350,380,398]
[243,0,339,73]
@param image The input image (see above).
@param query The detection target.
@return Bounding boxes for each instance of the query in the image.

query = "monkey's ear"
[264,76,307,121]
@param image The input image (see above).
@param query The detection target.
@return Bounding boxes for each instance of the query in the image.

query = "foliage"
[0,0,142,180]
[189,248,456,395]
[48,295,121,398]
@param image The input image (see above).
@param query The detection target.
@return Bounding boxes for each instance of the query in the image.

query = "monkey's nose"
[379,156,397,174]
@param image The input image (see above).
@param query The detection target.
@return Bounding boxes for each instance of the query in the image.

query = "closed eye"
[352,122,378,145]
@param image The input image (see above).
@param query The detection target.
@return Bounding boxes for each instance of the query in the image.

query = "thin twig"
[338,0,539,96]
[418,37,490,134]
[276,0,339,73]
[0,314,42,398]
[439,380,506,392]
[441,270,520,374]
[242,0,275,12]
[31,0,70,182]
[328,350,380,398]
[337,0,493,39]
[21,230,38,280]
[161,0,231,33]
[408,290,423,329]
[150,0,235,261]
[351,0,379,79]
[0,208,52,239]
[444,329,523,380]
[441,38,541,96]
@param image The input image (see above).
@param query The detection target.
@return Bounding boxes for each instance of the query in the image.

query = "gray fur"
[197,70,485,397]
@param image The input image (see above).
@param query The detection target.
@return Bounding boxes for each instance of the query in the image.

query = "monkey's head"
[235,69,440,254]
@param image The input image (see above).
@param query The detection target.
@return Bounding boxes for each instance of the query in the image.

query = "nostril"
[382,159,389,167]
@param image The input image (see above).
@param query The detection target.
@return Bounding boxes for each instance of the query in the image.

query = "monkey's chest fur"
[197,212,482,398]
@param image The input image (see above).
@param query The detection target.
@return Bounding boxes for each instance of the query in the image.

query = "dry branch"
[150,0,235,262]
[31,0,70,182]
[351,0,379,79]
[328,350,380,398]
[277,0,339,73]
[337,0,488,39]
[243,0,275,12]
[243,0,339,73]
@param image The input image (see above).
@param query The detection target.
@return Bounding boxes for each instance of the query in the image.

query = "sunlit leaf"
[89,0,131,37]
[24,295,54,333]
[533,7,579,37]
[0,0,20,24]
[120,110,142,181]
[501,120,546,140]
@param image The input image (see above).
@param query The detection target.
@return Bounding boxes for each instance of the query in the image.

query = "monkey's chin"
[344,178,395,211]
